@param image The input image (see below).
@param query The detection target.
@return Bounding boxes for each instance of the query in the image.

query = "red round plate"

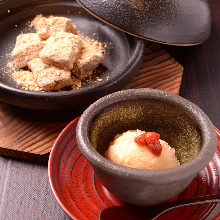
[48,117,220,220]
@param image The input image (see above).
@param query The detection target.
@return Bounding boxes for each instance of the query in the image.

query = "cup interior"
[89,99,202,164]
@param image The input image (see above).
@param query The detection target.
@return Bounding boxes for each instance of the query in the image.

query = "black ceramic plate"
[76,0,211,46]
[0,0,144,110]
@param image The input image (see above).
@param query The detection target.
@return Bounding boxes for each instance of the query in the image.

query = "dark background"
[166,0,220,128]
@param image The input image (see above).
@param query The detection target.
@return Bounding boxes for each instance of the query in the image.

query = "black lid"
[76,0,211,46]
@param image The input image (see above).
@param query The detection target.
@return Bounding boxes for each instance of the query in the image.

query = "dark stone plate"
[76,0,211,45]
[0,0,144,110]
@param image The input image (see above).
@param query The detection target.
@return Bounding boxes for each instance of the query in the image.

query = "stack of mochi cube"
[11,15,105,91]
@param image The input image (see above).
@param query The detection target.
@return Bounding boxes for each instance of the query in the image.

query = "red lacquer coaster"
[48,117,220,220]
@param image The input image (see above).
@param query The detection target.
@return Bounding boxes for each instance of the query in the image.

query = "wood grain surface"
[0,42,183,163]
[126,43,183,94]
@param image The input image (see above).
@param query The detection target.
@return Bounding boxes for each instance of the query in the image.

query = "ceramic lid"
[76,0,211,46]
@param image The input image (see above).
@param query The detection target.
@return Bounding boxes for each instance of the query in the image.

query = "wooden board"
[0,43,183,163]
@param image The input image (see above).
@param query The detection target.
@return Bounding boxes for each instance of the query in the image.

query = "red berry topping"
[134,132,162,156]
[134,133,147,145]
[144,132,160,144]
[148,139,162,156]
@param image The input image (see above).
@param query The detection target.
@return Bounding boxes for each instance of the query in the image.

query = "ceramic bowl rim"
[76,88,218,184]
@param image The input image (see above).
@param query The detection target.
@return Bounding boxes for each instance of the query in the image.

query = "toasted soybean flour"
[11,15,105,91]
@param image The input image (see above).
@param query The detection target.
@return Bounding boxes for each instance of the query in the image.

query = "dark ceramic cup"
[76,88,217,206]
